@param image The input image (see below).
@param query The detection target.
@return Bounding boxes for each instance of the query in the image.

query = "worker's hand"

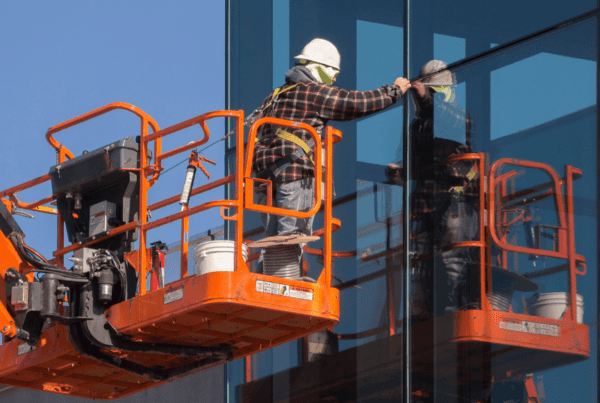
[411,81,427,98]
[385,163,405,187]
[394,77,411,94]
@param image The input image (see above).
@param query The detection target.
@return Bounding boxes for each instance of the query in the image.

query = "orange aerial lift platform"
[407,154,590,384]
[0,103,342,399]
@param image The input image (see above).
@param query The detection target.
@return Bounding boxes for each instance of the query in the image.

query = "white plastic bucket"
[531,292,584,324]
[193,240,248,275]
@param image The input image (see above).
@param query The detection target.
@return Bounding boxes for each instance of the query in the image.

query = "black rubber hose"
[10,234,85,279]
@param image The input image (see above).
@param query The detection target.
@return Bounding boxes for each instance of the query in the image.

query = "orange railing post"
[487,158,585,322]
[488,159,568,259]
[565,165,581,323]
[46,102,161,165]
[235,110,245,273]
[138,117,150,294]
[244,118,323,218]
[243,117,342,287]
[319,126,337,288]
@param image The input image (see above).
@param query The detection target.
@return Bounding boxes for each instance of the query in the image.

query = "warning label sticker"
[256,280,314,301]
[499,319,559,337]
[18,343,36,356]
[164,288,184,305]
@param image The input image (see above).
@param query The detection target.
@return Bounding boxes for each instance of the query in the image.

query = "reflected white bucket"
[531,292,584,324]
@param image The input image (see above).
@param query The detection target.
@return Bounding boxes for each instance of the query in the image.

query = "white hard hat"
[420,60,455,86]
[294,38,341,70]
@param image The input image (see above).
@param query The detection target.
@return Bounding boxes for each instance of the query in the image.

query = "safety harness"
[248,83,318,182]
[448,164,479,195]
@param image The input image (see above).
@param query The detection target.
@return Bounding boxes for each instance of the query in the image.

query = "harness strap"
[264,83,301,110]
[253,83,322,186]
[275,129,315,165]
[255,128,316,164]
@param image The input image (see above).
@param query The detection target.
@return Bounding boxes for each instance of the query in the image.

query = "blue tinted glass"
[227,0,599,402]
[409,0,596,75]
[491,53,596,139]
[408,16,598,402]
[434,33,465,64]
[272,0,290,88]
[357,21,404,165]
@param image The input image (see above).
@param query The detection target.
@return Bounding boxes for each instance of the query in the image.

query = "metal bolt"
[2,327,7,332]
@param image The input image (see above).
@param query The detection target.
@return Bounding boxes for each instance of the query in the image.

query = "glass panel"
[272,0,290,88]
[226,359,245,403]
[407,16,597,402]
[356,20,404,165]
[229,0,406,401]
[491,53,596,139]
[227,0,599,401]
[226,0,273,152]
[409,0,596,72]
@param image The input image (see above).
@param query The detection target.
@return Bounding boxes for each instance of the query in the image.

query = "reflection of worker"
[251,38,411,271]
[406,60,478,316]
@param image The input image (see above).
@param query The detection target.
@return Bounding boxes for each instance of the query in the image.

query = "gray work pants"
[255,178,315,270]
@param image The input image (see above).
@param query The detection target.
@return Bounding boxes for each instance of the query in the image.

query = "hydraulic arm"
[0,200,89,344]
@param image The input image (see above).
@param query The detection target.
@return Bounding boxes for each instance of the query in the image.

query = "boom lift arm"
[0,102,342,399]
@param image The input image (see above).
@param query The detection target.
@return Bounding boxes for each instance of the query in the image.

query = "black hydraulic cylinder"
[41,274,60,317]
[98,269,114,304]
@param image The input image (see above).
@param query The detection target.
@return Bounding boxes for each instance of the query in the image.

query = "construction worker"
[405,60,479,316]
[250,38,411,277]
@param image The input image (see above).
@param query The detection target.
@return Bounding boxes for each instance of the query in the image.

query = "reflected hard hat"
[294,38,341,70]
[420,60,455,86]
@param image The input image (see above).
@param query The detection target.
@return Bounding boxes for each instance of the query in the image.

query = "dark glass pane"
[409,0,596,75]
[408,17,597,402]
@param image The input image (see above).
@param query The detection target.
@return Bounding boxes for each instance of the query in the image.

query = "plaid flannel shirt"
[252,82,402,183]
[411,91,477,218]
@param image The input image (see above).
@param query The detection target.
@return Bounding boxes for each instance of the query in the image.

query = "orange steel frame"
[0,102,342,399]
[347,153,589,381]
[430,154,589,383]
[426,153,590,365]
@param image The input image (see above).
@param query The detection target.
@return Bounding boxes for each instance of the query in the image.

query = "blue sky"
[0,1,225,260]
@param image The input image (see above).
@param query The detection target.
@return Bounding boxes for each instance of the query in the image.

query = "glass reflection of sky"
[491,53,596,139]
[356,20,404,165]
[230,1,599,400]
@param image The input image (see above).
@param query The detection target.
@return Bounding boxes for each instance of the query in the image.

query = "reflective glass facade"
[226,1,599,402]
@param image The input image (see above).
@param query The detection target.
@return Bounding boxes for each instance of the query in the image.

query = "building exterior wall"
[226,1,599,402]
[0,367,224,403]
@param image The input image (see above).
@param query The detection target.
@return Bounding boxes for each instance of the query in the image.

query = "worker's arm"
[310,78,409,122]
[411,81,433,114]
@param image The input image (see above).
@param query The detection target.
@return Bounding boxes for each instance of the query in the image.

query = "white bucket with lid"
[193,240,248,275]
[531,292,584,324]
